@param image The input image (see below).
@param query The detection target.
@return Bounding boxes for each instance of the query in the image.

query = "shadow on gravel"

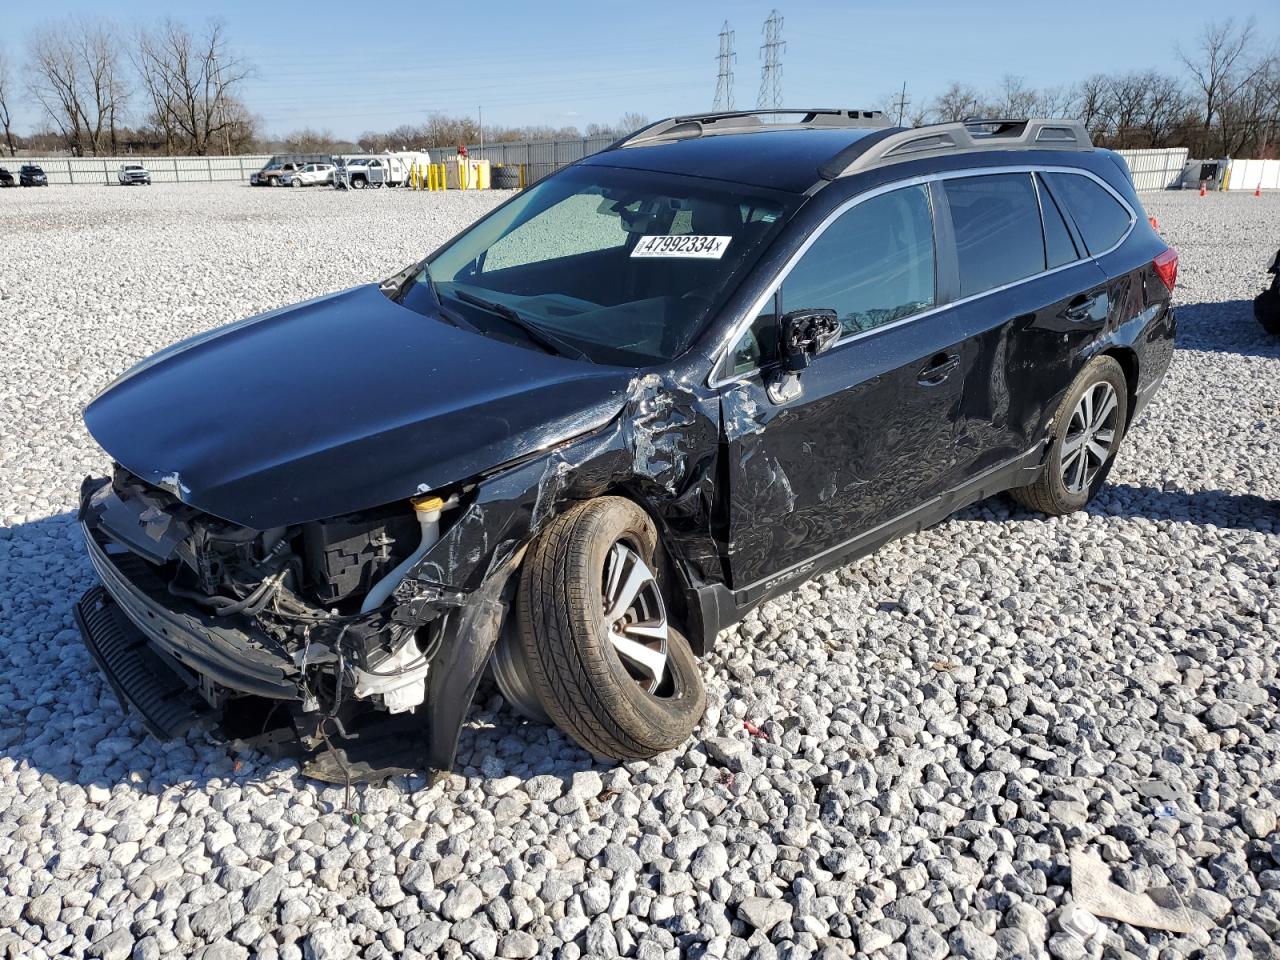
[1174,299,1280,357]
[1088,484,1279,532]
[0,511,592,793]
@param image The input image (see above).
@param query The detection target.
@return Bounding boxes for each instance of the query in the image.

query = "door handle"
[917,353,959,385]
[1065,294,1101,322]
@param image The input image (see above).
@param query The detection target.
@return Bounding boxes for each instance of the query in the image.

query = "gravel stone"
[1242,807,1277,839]
[0,184,1275,960]
[738,897,793,934]
[497,931,538,959]
[441,880,484,921]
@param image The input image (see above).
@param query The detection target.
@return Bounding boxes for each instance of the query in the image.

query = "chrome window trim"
[708,164,1136,389]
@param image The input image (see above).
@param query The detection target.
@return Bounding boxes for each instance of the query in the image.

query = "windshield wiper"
[392,267,481,334]
[451,289,591,361]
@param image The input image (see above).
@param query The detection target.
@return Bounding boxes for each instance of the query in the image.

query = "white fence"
[8,145,1259,192]
[1224,158,1280,191]
[1,154,271,185]
[1113,148,1189,191]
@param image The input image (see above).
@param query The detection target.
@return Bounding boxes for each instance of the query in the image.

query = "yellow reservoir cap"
[411,494,446,513]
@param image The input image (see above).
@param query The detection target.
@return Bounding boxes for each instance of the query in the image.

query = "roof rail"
[614,109,890,149]
[819,117,1092,180]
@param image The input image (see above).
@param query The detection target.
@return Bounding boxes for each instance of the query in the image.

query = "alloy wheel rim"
[1061,381,1119,495]
[602,541,669,695]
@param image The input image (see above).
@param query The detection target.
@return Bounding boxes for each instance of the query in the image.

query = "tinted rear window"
[1044,172,1132,256]
[944,173,1044,297]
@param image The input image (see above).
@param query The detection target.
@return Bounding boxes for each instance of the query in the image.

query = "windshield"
[398,164,798,365]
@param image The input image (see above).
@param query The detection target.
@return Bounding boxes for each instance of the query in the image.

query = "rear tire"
[1011,355,1129,516]
[511,497,706,761]
[1256,277,1280,335]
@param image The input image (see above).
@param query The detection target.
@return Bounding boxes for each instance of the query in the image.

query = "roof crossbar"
[819,117,1092,180]
[614,109,891,149]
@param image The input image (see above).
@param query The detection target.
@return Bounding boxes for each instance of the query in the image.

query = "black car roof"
[584,112,1093,194]
[582,127,888,193]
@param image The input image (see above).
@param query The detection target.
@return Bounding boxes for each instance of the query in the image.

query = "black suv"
[0,167,14,188]
[19,164,48,186]
[75,110,1176,778]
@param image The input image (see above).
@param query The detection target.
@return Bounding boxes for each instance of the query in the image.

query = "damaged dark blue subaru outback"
[76,110,1177,780]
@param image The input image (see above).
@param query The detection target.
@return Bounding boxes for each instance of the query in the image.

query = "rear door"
[934,170,1113,475]
[719,183,970,596]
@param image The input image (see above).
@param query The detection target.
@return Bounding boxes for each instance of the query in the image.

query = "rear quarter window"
[1043,172,1133,256]
[943,173,1045,297]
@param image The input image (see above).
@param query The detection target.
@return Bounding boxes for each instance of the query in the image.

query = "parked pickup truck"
[335,152,430,189]
[118,164,152,186]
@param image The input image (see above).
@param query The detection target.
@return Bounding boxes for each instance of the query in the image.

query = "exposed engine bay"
[81,467,461,721]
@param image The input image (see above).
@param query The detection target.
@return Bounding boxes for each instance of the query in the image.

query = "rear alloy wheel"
[291,178,302,188]
[499,497,706,760]
[1011,355,1129,516]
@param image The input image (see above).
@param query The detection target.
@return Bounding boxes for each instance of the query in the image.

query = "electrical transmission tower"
[757,10,785,113]
[713,21,736,111]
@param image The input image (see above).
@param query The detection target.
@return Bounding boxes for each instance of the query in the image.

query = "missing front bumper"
[75,585,214,739]
[74,583,431,782]
[75,508,528,781]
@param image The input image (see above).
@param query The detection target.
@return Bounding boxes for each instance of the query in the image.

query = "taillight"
[1153,247,1178,291]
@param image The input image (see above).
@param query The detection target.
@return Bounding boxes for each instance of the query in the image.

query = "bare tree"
[616,112,649,134]
[0,48,16,156]
[1073,74,1112,138]
[1105,73,1153,147]
[421,112,480,148]
[1035,84,1080,120]
[927,82,982,122]
[1136,72,1192,147]
[27,19,128,156]
[1177,17,1259,152]
[986,75,1039,118]
[134,19,252,155]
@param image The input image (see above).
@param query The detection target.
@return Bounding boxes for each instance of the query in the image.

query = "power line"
[894,82,911,126]
[713,21,736,111]
[757,10,785,114]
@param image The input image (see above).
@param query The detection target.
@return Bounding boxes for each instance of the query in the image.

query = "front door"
[718,183,968,596]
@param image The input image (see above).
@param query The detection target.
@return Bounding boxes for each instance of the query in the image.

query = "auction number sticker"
[631,235,732,259]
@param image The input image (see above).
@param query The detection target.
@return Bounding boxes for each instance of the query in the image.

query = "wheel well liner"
[1102,346,1140,417]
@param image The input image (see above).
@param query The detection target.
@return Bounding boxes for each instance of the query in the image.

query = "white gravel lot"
[0,183,1277,960]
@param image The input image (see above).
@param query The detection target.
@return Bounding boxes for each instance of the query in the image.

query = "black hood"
[84,284,636,528]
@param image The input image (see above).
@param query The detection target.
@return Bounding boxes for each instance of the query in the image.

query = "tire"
[511,497,706,761]
[492,166,520,189]
[1011,355,1129,516]
[290,178,302,188]
[351,177,366,190]
[1256,279,1280,336]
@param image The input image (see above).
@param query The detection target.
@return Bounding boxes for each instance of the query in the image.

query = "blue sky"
[5,0,1279,139]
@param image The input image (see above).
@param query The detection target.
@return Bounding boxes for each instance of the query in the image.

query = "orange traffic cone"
[1199,180,1206,197]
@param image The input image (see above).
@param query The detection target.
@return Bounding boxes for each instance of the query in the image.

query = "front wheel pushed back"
[496,497,706,760]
